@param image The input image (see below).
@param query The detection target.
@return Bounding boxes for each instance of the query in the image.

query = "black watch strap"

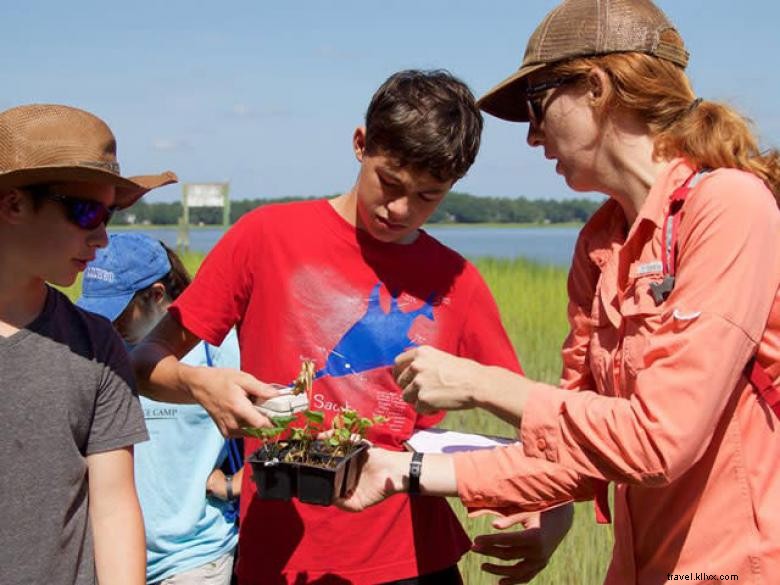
[225,474,234,501]
[408,452,424,495]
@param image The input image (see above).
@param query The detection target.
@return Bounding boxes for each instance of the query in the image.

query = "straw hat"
[0,104,177,208]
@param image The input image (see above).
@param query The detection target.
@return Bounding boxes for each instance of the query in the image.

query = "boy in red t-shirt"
[132,70,565,584]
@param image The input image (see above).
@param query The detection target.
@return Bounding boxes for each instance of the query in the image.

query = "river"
[114,225,581,267]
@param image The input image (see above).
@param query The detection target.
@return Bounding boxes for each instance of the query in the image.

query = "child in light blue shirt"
[78,233,240,584]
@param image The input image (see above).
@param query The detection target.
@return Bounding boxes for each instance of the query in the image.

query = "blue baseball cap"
[76,233,172,322]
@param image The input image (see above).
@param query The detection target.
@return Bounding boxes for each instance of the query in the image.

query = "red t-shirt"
[171,199,522,584]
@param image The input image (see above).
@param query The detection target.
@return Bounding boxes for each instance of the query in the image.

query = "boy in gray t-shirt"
[0,104,176,585]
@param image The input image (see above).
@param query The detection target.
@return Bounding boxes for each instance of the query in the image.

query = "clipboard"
[404,427,517,454]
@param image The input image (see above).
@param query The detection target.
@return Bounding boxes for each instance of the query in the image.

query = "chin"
[364,220,415,244]
[48,272,78,287]
[563,174,594,193]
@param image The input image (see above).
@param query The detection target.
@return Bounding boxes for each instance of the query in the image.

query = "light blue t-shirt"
[135,330,240,583]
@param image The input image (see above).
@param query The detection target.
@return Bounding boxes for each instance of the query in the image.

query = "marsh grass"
[60,253,612,584]
[445,258,612,585]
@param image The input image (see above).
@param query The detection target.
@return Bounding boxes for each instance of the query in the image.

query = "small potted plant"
[246,361,383,506]
[246,408,383,505]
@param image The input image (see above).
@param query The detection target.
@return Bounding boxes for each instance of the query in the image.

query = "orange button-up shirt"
[455,159,780,584]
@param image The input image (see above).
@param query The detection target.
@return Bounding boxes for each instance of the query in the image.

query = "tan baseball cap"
[0,104,177,209]
[478,0,690,122]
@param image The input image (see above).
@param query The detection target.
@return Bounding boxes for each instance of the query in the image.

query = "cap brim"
[477,63,548,123]
[76,291,135,322]
[0,167,178,209]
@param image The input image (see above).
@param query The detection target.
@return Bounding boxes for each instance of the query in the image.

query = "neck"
[603,143,668,225]
[0,274,48,336]
[330,190,358,226]
[596,119,670,225]
[0,237,49,335]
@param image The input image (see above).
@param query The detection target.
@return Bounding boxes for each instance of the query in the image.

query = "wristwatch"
[408,452,424,495]
[225,475,234,501]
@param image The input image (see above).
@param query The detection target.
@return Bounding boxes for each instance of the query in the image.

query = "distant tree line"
[111,192,602,226]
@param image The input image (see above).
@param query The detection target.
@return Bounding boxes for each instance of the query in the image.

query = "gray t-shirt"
[0,287,148,585]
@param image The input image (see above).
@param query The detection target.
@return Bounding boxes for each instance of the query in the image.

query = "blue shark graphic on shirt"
[314,283,435,380]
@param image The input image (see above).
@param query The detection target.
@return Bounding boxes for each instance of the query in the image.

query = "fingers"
[482,560,546,584]
[473,532,541,565]
[395,364,416,391]
[212,394,272,437]
[492,511,539,530]
[235,400,273,430]
[400,378,418,404]
[392,348,418,379]
[474,528,539,549]
[239,372,284,400]
[474,543,535,561]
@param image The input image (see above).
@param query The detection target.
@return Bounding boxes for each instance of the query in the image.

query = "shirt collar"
[581,198,627,270]
[633,158,697,229]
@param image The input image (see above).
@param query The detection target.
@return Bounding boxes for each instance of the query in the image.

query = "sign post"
[178,182,230,251]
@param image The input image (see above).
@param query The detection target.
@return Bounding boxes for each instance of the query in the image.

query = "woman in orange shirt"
[338,1,780,583]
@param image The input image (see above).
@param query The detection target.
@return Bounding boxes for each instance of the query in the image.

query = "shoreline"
[109,221,585,231]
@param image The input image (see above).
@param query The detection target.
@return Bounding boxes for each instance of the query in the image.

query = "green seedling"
[325,409,386,464]
[246,408,385,469]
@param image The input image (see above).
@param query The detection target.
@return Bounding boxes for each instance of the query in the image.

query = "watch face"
[409,452,424,494]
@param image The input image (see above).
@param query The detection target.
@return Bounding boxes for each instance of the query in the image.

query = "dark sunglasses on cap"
[524,74,582,127]
[25,186,118,230]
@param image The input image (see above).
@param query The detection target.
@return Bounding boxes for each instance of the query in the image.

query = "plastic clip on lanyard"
[594,170,780,525]
[649,171,703,305]
[204,343,244,475]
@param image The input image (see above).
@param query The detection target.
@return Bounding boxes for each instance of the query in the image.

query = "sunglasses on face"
[524,74,582,127]
[26,186,117,230]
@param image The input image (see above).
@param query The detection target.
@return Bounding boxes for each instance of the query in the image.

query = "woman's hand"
[396,346,533,427]
[335,448,411,512]
[472,504,574,584]
[394,346,486,414]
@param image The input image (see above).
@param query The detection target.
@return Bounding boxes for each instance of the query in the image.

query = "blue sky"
[2,1,778,202]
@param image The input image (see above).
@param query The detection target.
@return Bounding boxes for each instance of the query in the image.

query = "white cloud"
[229,103,292,119]
[152,138,188,152]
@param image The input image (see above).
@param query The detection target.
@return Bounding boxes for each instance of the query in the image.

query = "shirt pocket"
[621,274,667,379]
[589,294,619,396]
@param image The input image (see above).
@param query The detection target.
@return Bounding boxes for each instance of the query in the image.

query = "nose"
[526,122,543,148]
[386,195,410,220]
[88,224,110,249]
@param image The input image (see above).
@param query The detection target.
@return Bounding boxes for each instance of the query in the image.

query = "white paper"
[405,428,517,454]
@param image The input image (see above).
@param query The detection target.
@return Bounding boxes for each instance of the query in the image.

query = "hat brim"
[76,290,136,323]
[477,63,549,123]
[0,166,178,209]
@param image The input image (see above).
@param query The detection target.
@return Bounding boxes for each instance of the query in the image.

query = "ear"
[352,127,366,162]
[148,282,168,306]
[586,67,609,105]
[0,188,32,225]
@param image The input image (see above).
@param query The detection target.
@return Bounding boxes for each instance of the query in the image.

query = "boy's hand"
[394,346,485,414]
[182,366,281,436]
[472,504,574,584]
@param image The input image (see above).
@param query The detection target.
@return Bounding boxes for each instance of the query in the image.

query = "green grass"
[61,253,611,584]
[446,258,612,585]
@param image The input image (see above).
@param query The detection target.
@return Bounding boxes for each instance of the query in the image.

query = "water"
[114,225,580,267]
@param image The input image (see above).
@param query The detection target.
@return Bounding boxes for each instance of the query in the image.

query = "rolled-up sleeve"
[455,442,595,512]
